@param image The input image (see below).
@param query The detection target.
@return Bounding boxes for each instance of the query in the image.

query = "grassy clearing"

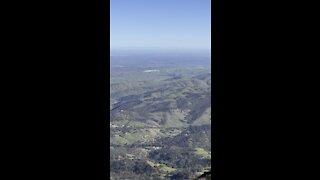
[112,128,162,145]
[194,148,211,159]
[146,160,176,173]
[159,165,176,173]
[112,136,128,145]
[123,132,143,144]
[125,154,135,160]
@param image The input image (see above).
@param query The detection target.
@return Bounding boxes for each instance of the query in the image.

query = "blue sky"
[110,0,211,50]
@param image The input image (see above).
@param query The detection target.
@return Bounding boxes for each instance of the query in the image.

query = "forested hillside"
[110,53,211,179]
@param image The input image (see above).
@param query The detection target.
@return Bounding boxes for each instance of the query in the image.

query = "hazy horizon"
[110,48,211,55]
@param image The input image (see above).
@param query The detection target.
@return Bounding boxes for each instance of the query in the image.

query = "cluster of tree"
[154,125,211,150]
[110,159,157,175]
[169,171,192,179]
